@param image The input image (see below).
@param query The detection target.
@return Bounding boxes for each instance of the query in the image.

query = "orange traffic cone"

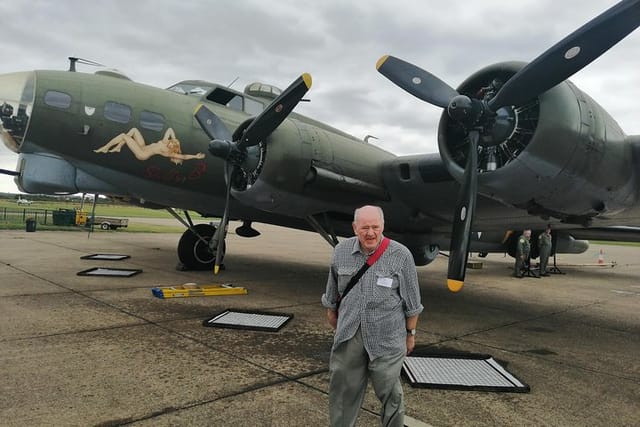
[597,249,605,264]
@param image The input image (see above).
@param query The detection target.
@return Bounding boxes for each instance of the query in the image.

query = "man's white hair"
[353,205,384,224]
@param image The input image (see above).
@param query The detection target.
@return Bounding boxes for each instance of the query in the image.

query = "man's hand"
[327,309,338,330]
[406,335,415,355]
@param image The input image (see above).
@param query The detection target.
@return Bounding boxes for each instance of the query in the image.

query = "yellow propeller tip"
[214,265,220,275]
[376,55,390,70]
[447,279,464,293]
[302,73,312,89]
[194,103,203,115]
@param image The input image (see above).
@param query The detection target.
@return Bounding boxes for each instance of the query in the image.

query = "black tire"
[177,224,225,270]
[100,222,110,230]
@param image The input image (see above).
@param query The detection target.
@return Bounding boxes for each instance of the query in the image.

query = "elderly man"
[322,205,423,427]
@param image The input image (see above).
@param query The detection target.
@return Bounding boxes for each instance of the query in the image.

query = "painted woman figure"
[94,128,204,165]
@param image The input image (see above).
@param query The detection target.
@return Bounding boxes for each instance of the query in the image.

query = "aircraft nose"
[0,71,35,153]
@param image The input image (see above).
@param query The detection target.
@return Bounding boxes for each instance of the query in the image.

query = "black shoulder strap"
[335,263,369,310]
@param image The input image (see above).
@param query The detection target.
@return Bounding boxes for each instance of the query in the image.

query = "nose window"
[0,71,34,152]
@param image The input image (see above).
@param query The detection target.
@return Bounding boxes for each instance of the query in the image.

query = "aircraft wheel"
[177,224,225,270]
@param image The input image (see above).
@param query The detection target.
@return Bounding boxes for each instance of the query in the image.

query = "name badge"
[376,277,393,288]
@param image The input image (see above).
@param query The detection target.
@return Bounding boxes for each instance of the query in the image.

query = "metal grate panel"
[77,267,142,277]
[81,254,130,261]
[403,354,529,392]
[203,309,293,332]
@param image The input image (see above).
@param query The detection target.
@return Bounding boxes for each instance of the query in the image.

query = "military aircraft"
[1,0,639,291]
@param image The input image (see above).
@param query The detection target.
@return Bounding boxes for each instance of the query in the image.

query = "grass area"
[0,199,175,218]
[0,220,185,233]
[0,197,205,233]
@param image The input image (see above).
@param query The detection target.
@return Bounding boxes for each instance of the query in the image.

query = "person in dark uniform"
[514,229,531,278]
[538,225,552,276]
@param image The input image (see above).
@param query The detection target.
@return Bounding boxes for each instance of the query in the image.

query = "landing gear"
[177,223,225,270]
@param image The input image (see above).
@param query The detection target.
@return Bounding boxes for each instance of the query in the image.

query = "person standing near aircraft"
[321,205,423,427]
[514,229,531,278]
[538,225,552,276]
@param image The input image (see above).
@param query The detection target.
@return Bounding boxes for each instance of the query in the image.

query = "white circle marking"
[564,46,581,60]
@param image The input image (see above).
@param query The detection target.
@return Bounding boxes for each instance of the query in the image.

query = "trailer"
[88,216,129,230]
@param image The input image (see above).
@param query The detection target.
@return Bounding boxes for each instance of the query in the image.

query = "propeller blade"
[214,164,233,274]
[489,0,640,110]
[194,104,232,141]
[447,131,479,292]
[376,55,458,108]
[239,73,312,149]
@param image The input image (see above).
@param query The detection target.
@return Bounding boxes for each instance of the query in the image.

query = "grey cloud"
[0,0,638,193]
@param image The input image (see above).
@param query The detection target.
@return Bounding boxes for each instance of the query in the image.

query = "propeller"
[376,0,640,291]
[194,73,312,274]
[375,55,458,108]
[488,0,640,110]
[446,130,478,292]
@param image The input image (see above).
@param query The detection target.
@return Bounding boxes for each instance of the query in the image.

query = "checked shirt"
[322,236,423,360]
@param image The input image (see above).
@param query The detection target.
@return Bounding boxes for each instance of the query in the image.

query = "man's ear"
[352,222,357,235]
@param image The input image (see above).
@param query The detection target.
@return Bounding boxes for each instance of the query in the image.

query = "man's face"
[353,208,384,253]
[524,230,531,239]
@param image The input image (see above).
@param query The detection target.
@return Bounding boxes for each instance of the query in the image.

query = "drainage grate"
[403,354,529,392]
[81,254,130,261]
[77,267,142,277]
[203,309,293,332]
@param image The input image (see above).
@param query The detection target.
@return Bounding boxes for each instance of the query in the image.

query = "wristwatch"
[406,328,416,336]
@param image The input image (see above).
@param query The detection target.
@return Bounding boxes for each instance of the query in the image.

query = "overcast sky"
[1,0,638,194]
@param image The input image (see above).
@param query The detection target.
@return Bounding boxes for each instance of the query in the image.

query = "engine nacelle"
[407,244,440,266]
[438,62,637,225]
[231,118,390,218]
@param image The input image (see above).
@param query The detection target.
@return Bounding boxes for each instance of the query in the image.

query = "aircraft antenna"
[68,57,105,72]
[227,76,239,88]
[364,135,378,143]
[0,168,20,176]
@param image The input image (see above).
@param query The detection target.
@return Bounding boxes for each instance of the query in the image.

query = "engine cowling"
[438,62,637,225]
[230,118,391,218]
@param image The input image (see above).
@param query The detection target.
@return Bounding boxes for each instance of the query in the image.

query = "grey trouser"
[514,257,525,277]
[539,248,551,273]
[328,327,405,427]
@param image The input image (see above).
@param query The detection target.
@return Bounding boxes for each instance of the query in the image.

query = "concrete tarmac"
[0,225,638,426]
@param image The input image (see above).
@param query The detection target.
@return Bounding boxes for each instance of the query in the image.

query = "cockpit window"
[44,91,72,109]
[104,101,131,124]
[244,97,264,115]
[226,95,242,111]
[167,83,213,96]
[207,88,240,110]
[140,110,165,132]
[207,87,264,114]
